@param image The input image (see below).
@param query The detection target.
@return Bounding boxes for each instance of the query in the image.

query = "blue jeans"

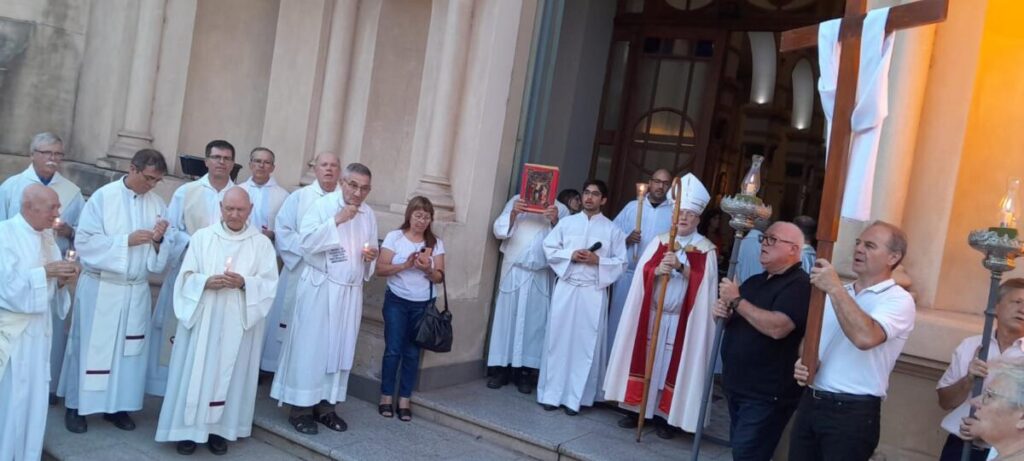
[726,391,799,461]
[380,290,430,398]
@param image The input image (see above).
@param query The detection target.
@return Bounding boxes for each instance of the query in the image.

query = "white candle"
[225,256,233,272]
[53,217,62,228]
[66,250,77,262]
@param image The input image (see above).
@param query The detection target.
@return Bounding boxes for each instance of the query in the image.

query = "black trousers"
[725,391,799,461]
[788,390,882,461]
[939,433,990,461]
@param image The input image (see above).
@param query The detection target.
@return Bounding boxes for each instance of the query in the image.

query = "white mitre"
[667,173,710,214]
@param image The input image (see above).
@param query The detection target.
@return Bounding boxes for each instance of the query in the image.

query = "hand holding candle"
[65,249,77,262]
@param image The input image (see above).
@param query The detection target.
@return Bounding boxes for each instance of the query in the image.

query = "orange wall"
[935,0,1024,313]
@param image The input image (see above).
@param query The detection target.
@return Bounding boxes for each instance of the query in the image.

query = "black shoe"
[103,411,136,431]
[64,408,87,433]
[312,409,348,432]
[176,440,197,455]
[207,434,228,455]
[540,403,559,411]
[655,422,676,440]
[487,367,510,389]
[288,414,318,435]
[515,369,534,394]
[564,407,579,416]
[617,414,639,429]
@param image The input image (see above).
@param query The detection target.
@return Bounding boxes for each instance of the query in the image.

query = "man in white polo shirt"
[935,278,1024,461]
[790,221,915,461]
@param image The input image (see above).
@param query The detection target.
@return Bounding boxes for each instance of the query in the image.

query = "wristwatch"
[728,297,742,310]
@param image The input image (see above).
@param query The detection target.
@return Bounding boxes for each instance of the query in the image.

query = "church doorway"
[588,0,843,233]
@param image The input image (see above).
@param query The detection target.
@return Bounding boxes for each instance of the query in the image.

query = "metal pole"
[690,228,745,461]
[960,271,1002,461]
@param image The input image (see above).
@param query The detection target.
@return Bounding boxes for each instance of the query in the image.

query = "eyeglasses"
[981,388,1023,407]
[344,180,372,194]
[208,155,233,164]
[34,150,65,160]
[411,212,432,222]
[759,234,799,247]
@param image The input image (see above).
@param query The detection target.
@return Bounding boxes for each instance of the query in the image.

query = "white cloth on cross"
[818,7,894,221]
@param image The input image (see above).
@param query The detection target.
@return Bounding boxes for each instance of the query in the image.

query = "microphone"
[587,242,602,252]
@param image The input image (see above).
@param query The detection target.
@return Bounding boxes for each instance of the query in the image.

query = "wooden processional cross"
[780,0,947,384]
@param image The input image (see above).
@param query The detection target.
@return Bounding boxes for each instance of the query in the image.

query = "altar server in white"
[239,147,288,242]
[604,173,719,435]
[155,187,278,456]
[486,194,566,393]
[609,169,676,354]
[537,179,627,415]
[60,150,172,434]
[0,132,85,395]
[271,163,378,435]
[260,152,341,373]
[147,140,236,396]
[0,184,76,461]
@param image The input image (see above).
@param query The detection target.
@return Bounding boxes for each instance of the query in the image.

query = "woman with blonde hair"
[374,196,445,421]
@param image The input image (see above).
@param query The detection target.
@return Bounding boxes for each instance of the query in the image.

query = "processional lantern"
[962,177,1024,460]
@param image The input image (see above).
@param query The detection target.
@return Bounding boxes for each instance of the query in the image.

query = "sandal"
[313,410,348,432]
[378,403,394,418]
[288,414,318,435]
[397,407,412,422]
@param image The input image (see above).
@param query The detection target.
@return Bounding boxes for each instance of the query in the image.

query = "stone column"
[410,0,475,212]
[100,0,166,170]
[313,0,359,164]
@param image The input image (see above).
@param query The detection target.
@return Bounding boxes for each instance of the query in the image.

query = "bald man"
[0,184,77,460]
[155,187,279,456]
[713,221,811,460]
[260,152,341,373]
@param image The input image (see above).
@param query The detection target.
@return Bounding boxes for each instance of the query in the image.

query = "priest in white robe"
[271,163,378,435]
[239,147,289,243]
[486,194,566,393]
[537,180,627,415]
[147,140,236,396]
[609,169,675,355]
[260,152,341,373]
[604,173,719,435]
[0,132,85,395]
[0,185,76,461]
[155,187,278,456]
[59,150,172,434]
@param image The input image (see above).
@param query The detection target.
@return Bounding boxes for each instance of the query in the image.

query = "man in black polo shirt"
[714,221,811,461]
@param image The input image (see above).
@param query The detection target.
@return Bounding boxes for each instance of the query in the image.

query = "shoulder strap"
[438,270,448,313]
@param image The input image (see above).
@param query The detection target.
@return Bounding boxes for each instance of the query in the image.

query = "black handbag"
[414,271,453,353]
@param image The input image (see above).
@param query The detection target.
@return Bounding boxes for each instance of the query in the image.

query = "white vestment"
[0,215,70,461]
[147,174,233,396]
[819,8,894,221]
[603,233,718,431]
[58,179,170,414]
[155,223,277,443]
[271,191,377,406]
[0,166,84,392]
[536,212,626,411]
[609,198,674,353]
[239,177,289,232]
[260,182,333,372]
[487,195,567,369]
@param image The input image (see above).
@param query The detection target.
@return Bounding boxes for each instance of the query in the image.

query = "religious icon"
[520,163,559,213]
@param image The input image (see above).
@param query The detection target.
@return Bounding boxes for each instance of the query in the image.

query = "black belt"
[810,389,880,403]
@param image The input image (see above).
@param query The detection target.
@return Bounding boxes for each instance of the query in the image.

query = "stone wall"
[0,0,89,157]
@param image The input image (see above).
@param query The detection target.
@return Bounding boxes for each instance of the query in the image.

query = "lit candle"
[53,217,62,228]
[635,183,647,233]
[66,250,77,262]
[225,256,233,272]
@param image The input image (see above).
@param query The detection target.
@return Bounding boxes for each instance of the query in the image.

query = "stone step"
[249,386,528,461]
[43,387,530,461]
[410,379,734,461]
